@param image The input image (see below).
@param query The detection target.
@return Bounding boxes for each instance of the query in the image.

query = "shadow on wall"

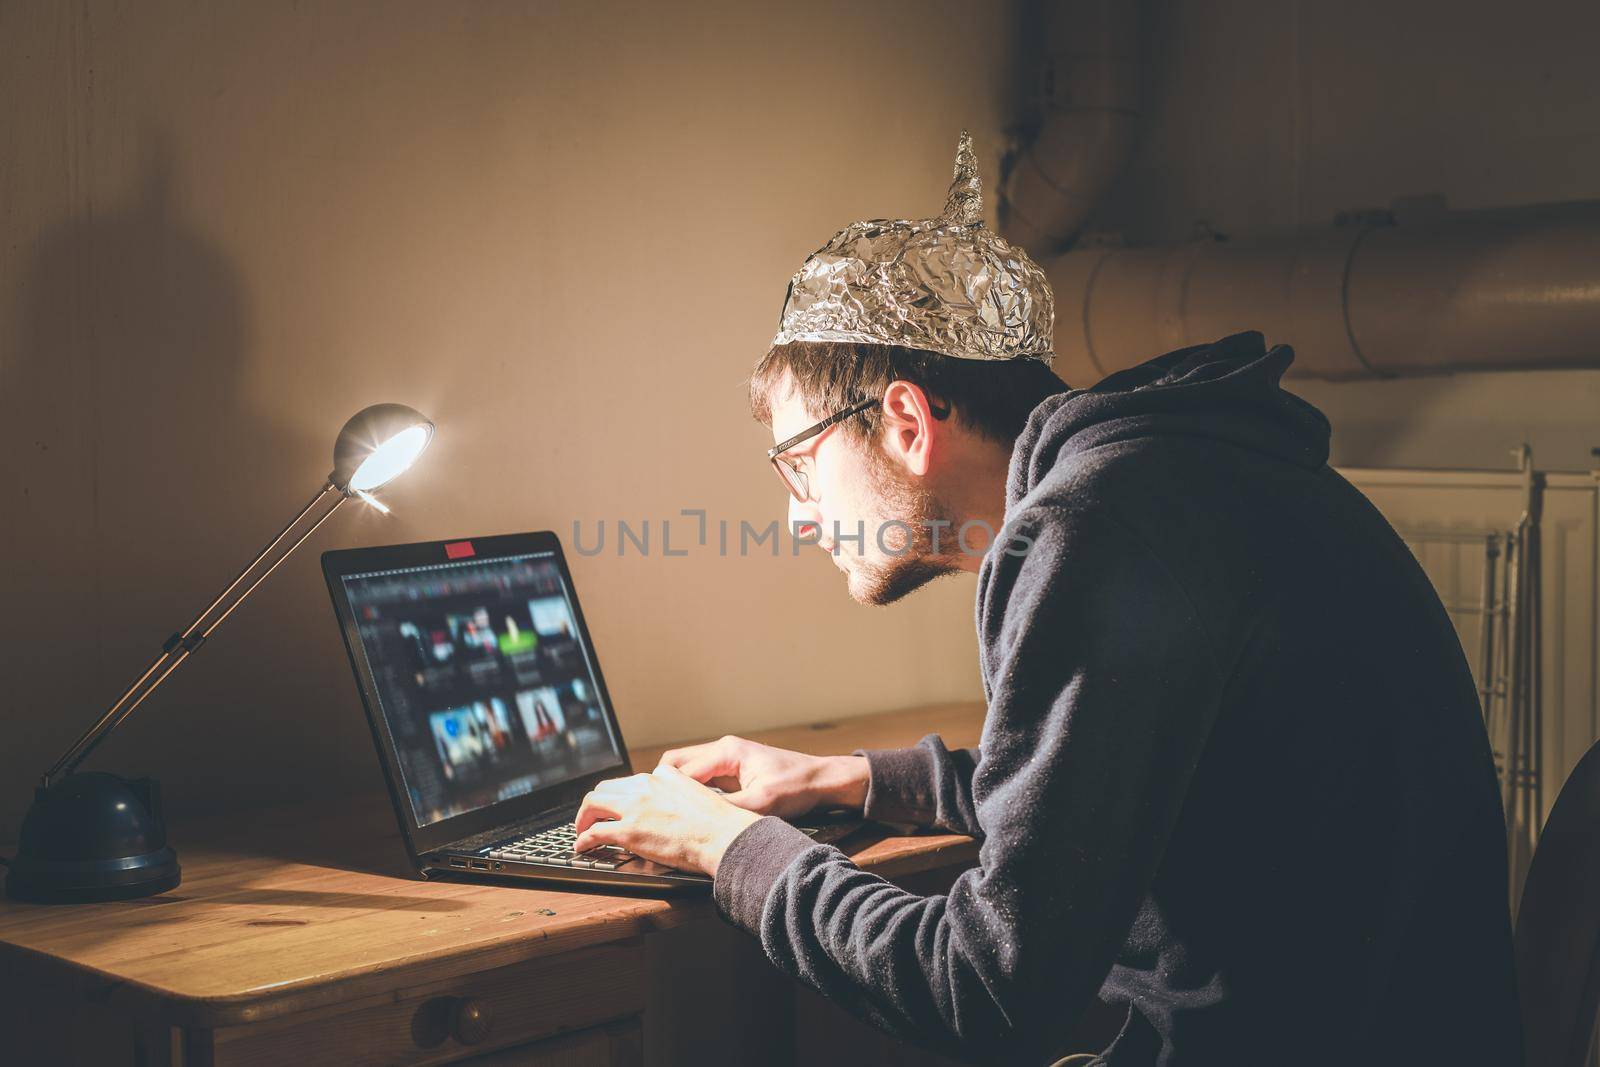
[0,131,301,830]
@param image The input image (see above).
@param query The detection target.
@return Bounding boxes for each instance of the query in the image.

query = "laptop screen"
[339,550,626,828]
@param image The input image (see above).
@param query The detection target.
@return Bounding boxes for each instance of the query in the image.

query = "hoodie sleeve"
[856,736,982,835]
[712,506,1226,1064]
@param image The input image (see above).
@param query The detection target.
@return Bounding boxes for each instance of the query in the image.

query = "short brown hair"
[749,341,1068,446]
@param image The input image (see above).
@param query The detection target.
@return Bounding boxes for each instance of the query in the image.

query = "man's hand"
[658,735,869,819]
[573,764,762,877]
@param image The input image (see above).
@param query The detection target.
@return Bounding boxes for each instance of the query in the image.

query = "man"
[574,134,1522,1064]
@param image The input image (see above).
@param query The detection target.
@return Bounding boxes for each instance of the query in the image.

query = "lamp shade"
[331,403,434,494]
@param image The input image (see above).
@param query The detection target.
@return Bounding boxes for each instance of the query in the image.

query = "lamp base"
[5,772,182,904]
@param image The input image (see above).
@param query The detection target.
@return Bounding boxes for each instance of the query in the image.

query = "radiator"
[1340,462,1600,908]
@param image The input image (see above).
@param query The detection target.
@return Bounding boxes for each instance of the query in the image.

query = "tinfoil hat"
[771,131,1055,364]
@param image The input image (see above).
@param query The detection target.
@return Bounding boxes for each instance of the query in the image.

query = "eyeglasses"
[766,397,879,502]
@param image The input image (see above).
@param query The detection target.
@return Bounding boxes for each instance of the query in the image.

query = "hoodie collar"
[1008,332,1332,507]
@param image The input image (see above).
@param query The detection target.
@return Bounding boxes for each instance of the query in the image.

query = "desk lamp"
[4,404,434,903]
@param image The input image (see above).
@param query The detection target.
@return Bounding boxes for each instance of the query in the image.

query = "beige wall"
[1097,0,1600,473]
[0,1,1022,829]
[9,0,1597,835]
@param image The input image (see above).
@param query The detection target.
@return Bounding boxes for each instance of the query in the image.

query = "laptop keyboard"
[484,822,638,870]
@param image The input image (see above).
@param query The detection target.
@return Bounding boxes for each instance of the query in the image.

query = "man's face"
[767,377,960,605]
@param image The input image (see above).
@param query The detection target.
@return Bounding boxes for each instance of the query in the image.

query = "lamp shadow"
[121,886,469,915]
[0,128,362,839]
[29,887,470,933]
[1,130,252,820]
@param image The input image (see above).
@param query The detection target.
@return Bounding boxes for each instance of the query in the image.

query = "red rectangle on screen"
[445,540,475,560]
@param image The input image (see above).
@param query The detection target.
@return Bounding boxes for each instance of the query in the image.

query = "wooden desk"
[0,703,984,1067]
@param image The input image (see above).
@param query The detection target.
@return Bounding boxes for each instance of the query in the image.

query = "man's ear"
[879,380,939,478]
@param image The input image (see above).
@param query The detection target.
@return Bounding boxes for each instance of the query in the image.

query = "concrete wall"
[1095,0,1600,473]
[0,1,1021,828]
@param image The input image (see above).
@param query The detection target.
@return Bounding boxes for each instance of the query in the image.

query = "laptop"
[324,531,853,893]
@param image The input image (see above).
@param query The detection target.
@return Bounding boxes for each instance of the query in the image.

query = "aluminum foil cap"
[772,131,1055,364]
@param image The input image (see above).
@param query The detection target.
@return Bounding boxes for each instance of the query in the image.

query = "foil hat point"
[941,129,982,226]
[772,129,1055,365]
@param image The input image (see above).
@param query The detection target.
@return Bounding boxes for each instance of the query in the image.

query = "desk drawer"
[210,942,645,1067]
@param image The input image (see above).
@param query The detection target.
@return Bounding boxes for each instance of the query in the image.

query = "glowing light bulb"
[349,424,432,492]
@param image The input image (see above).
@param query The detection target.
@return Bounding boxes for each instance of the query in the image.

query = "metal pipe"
[998,0,1141,259]
[1477,533,1500,730]
[1503,525,1525,835]
[1517,457,1545,847]
[1044,201,1600,384]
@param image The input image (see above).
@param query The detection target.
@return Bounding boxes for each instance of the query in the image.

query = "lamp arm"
[40,482,346,787]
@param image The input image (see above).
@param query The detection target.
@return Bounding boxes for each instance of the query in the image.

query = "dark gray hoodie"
[713,332,1522,1065]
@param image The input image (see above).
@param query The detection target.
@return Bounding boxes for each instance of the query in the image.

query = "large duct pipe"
[1045,201,1600,383]
[999,0,1141,259]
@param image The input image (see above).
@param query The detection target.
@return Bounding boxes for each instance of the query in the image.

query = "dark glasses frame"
[766,396,880,502]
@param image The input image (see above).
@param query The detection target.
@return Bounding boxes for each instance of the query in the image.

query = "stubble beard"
[845,453,964,607]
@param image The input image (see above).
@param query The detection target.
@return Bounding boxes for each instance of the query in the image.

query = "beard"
[845,452,964,606]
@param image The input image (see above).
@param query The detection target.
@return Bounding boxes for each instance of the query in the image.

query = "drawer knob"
[451,997,494,1045]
